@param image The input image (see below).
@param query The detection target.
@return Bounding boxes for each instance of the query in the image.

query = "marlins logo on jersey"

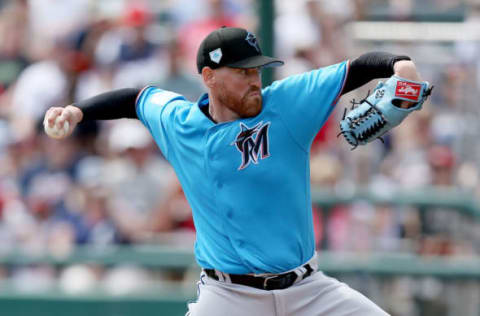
[231,121,270,170]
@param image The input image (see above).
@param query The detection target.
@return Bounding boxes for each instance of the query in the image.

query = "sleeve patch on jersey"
[150,90,183,107]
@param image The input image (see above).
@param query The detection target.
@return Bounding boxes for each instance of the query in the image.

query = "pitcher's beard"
[219,88,262,118]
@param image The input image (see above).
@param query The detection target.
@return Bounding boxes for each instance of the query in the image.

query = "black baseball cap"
[196,27,284,74]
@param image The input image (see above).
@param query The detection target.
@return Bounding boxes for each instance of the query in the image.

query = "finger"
[46,108,62,127]
[64,105,82,124]
[399,100,415,109]
[58,109,73,128]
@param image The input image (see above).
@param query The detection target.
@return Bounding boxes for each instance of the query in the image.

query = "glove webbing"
[337,91,387,150]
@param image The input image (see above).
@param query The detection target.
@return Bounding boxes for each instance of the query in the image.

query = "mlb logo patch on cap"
[395,81,421,101]
[209,48,223,64]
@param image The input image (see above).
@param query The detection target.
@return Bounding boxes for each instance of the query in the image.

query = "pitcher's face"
[214,67,263,118]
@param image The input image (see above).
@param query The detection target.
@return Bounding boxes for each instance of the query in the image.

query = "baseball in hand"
[44,117,70,139]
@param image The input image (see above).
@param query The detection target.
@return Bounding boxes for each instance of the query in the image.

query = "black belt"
[204,263,314,291]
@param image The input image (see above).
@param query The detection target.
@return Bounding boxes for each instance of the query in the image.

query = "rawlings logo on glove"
[339,76,433,149]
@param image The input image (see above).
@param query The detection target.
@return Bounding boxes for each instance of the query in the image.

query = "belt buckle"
[263,275,280,290]
[263,273,295,290]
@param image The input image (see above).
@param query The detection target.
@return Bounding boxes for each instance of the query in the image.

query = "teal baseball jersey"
[136,61,348,274]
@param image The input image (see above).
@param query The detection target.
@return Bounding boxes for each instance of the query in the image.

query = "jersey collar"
[196,93,218,125]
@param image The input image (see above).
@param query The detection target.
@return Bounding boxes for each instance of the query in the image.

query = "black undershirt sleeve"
[77,88,142,121]
[341,52,411,95]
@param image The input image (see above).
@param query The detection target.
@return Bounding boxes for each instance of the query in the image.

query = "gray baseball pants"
[186,268,390,316]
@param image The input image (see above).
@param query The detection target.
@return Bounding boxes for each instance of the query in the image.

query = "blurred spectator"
[27,0,92,54]
[388,0,414,21]
[108,2,170,89]
[178,0,245,73]
[428,145,455,187]
[0,1,29,96]
[154,40,205,102]
[10,35,82,123]
[417,145,459,258]
[16,133,83,253]
[310,153,350,250]
[119,2,156,62]
[151,175,195,232]
[71,17,118,100]
[275,1,322,66]
[390,112,433,189]
[101,120,176,242]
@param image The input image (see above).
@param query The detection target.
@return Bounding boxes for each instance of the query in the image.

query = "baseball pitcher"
[43,27,432,316]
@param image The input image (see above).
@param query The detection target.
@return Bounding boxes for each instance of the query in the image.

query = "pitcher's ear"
[202,67,215,88]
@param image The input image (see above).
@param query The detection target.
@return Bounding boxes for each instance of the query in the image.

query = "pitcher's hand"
[43,105,83,139]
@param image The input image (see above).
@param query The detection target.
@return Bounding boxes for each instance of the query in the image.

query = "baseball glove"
[339,75,433,149]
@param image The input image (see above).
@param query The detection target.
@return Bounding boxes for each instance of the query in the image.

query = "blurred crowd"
[0,0,479,315]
